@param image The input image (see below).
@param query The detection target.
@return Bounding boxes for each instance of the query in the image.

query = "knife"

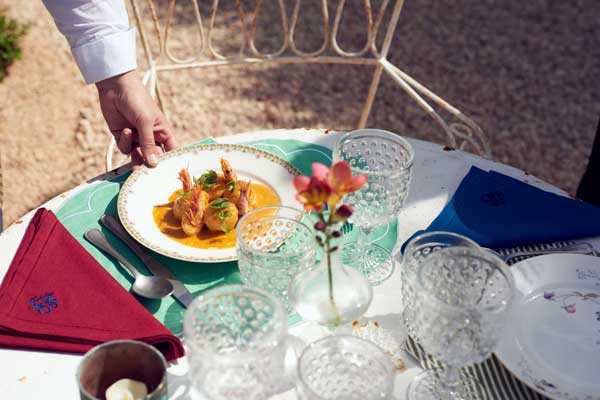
[100,214,194,308]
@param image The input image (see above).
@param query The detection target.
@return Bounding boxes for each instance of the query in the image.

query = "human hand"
[96,70,178,168]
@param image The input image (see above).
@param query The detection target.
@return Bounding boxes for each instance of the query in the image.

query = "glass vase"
[288,239,373,330]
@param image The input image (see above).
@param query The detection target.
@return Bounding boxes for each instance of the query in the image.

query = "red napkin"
[0,208,184,361]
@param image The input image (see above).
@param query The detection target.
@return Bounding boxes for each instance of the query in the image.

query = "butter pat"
[105,378,148,400]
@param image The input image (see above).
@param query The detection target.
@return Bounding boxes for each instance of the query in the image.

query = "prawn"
[179,168,193,192]
[220,158,238,182]
[173,168,194,220]
[181,186,209,236]
[236,180,253,216]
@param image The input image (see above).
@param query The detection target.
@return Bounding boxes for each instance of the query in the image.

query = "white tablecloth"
[0,129,563,399]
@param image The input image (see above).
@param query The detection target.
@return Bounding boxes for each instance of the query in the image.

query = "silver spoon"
[84,229,174,299]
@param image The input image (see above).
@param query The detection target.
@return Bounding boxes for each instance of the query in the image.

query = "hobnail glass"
[236,206,316,313]
[183,285,301,399]
[296,335,395,399]
[400,231,479,337]
[407,247,514,400]
[333,129,413,285]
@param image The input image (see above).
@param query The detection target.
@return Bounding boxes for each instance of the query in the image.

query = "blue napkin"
[408,166,600,249]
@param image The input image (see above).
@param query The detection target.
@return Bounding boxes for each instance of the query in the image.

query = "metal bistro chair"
[105,0,491,171]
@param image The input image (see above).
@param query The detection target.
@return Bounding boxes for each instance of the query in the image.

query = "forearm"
[42,0,137,84]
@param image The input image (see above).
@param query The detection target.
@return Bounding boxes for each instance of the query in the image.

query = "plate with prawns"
[117,143,301,262]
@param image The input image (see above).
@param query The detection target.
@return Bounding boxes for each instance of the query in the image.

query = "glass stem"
[438,365,462,396]
[357,226,373,255]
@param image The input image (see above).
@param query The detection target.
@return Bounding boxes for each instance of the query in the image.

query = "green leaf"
[210,198,230,209]
[226,180,237,193]
[221,227,232,233]
[217,210,230,222]
[200,170,218,190]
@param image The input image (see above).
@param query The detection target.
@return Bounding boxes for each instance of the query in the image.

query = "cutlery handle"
[84,228,142,279]
[100,214,176,280]
[503,243,595,262]
[101,215,148,259]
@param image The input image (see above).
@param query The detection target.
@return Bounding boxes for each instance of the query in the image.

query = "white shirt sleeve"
[42,0,137,84]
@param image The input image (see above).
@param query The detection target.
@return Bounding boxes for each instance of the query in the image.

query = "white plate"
[495,254,600,400]
[117,143,301,263]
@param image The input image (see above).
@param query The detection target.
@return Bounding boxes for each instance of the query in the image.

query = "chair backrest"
[106,0,490,171]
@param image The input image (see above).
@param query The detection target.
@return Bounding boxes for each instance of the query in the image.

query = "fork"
[493,242,596,264]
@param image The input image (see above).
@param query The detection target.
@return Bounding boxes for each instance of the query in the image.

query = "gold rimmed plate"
[117,144,301,263]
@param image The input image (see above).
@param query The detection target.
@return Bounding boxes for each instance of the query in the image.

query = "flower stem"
[325,225,342,327]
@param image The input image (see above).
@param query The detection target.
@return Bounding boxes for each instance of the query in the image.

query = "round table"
[0,129,562,399]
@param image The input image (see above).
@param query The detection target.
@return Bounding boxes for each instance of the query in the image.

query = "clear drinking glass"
[333,129,414,285]
[183,285,303,400]
[400,231,479,337]
[407,247,514,400]
[236,206,316,313]
[296,335,395,399]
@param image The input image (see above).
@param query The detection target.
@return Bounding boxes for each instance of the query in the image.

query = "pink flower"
[563,304,576,314]
[294,176,332,212]
[329,161,368,195]
[293,162,366,212]
[312,163,329,180]
[293,175,310,192]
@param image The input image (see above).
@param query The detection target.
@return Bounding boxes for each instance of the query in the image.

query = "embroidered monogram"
[29,293,58,315]
[480,191,506,207]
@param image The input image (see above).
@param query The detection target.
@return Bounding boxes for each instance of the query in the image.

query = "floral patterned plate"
[495,254,600,400]
[118,143,300,263]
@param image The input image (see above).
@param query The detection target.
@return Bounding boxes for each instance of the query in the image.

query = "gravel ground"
[1,0,599,227]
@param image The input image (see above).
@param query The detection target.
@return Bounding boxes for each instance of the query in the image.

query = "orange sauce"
[152,183,280,249]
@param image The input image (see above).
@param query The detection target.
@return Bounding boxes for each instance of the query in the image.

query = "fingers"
[161,131,178,152]
[137,117,162,167]
[112,128,133,154]
[155,127,178,151]
[131,147,145,170]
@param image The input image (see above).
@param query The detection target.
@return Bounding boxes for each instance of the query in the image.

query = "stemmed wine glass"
[400,231,480,338]
[332,129,414,285]
[407,247,514,400]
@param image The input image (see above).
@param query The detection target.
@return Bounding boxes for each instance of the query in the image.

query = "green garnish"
[221,227,232,233]
[226,180,237,193]
[210,198,230,209]
[217,210,230,222]
[178,191,190,199]
[201,170,218,188]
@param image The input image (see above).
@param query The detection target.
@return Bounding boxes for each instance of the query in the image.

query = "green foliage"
[195,170,218,190]
[210,198,230,209]
[0,13,26,82]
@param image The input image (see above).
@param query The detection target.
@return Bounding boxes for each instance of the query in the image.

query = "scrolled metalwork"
[288,0,330,57]
[105,0,492,171]
[247,0,289,58]
[330,0,373,57]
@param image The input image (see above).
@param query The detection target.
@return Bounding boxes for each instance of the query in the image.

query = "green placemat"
[55,138,397,334]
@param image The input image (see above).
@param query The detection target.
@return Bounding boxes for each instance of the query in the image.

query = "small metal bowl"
[76,340,167,400]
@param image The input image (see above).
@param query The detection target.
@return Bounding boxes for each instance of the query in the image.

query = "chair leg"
[359,64,384,129]
[577,118,600,205]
